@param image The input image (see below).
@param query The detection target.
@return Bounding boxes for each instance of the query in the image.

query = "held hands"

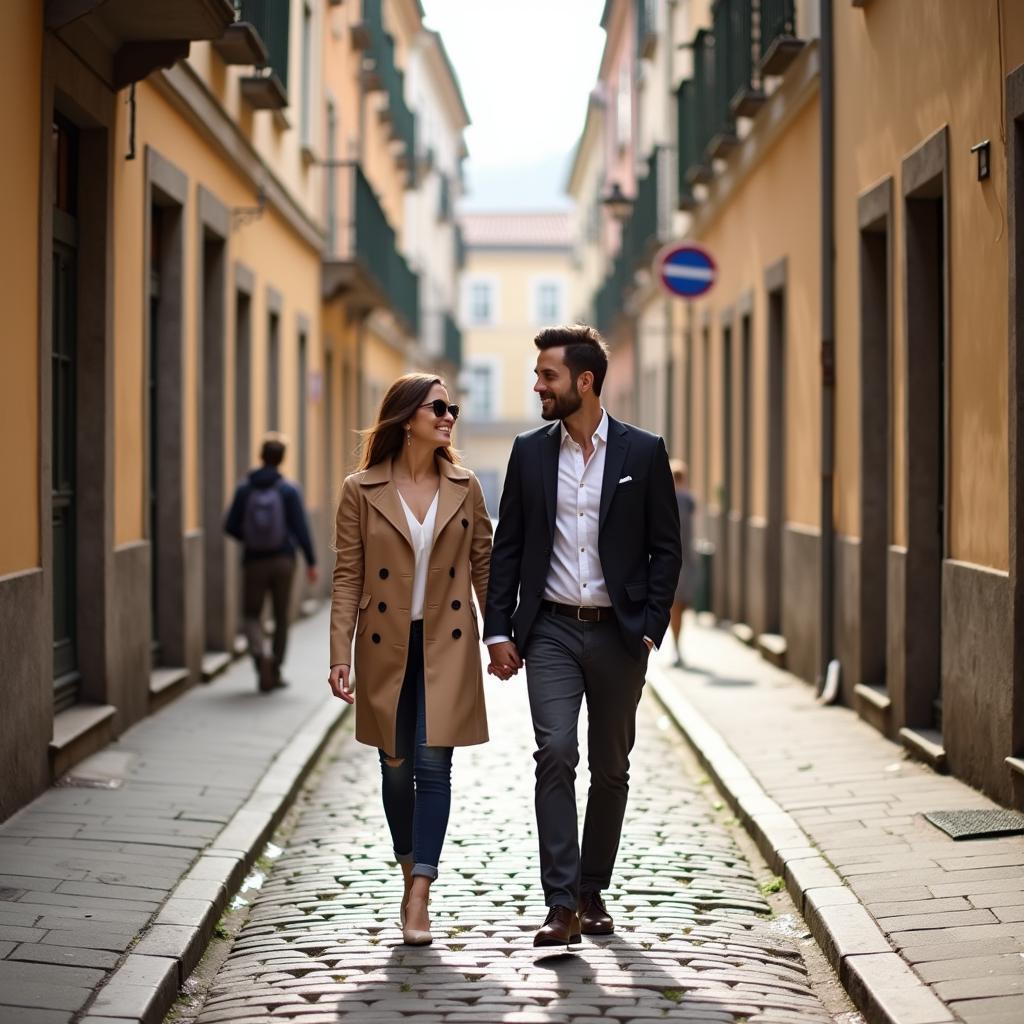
[486,640,523,681]
[327,664,354,704]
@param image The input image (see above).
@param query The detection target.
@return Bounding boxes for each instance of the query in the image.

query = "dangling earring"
[406,429,412,447]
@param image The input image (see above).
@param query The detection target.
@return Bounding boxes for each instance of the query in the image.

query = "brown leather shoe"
[533,905,582,947]
[579,891,614,935]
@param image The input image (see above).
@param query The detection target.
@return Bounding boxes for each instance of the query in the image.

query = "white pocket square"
[618,475,633,484]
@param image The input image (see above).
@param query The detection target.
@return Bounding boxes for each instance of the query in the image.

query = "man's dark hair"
[534,324,610,396]
[260,434,287,466]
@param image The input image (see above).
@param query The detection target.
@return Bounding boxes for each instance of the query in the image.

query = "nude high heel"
[402,894,432,946]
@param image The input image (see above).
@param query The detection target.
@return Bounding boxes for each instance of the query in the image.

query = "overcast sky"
[421,0,606,212]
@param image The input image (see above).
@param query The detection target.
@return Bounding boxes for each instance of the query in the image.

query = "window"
[463,360,496,420]
[533,278,565,325]
[466,279,495,325]
[267,310,280,429]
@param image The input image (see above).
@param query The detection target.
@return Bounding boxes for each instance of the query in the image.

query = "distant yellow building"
[0,0,466,820]
[456,213,576,514]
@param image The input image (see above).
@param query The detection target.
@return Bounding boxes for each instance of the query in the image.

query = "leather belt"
[543,600,615,623]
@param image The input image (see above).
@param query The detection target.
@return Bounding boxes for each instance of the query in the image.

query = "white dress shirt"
[544,409,611,607]
[398,490,438,622]
[484,409,656,652]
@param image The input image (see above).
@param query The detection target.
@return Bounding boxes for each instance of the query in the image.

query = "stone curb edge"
[79,697,351,1024]
[646,665,955,1024]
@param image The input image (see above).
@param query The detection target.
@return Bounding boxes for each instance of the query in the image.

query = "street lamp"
[602,181,633,222]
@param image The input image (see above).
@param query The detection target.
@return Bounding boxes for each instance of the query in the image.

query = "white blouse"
[397,489,438,622]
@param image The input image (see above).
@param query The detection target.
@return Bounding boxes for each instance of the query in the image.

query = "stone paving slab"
[647,620,1024,1024]
[0,606,349,1023]
[182,667,853,1024]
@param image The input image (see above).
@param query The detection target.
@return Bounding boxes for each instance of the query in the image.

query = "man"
[225,434,317,691]
[484,324,681,947]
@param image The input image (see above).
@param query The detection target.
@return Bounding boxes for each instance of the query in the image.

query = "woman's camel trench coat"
[330,456,493,755]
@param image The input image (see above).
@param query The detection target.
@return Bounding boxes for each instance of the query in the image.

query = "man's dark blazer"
[484,413,682,660]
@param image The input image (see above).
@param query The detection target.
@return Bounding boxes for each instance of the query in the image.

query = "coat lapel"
[360,460,413,550]
[540,422,561,542]
[599,415,630,532]
[433,459,471,541]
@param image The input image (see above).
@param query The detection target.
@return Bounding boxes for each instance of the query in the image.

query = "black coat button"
[449,567,455,578]
[451,600,461,610]
[379,568,389,580]
[371,633,381,644]
[452,628,462,639]
[461,518,469,528]
[378,602,387,613]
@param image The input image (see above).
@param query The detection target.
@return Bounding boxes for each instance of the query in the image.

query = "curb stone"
[646,663,955,1024]
[79,697,350,1024]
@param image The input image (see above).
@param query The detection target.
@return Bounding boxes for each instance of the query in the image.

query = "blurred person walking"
[327,374,492,946]
[225,434,317,692]
[484,325,681,947]
[669,460,697,667]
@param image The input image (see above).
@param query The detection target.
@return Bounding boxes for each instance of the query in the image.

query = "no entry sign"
[656,243,717,300]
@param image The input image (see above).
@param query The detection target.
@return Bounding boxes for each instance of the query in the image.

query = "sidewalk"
[0,605,347,1024]
[647,620,1024,1024]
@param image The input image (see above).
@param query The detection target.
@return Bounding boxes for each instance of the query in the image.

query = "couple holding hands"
[327,324,682,947]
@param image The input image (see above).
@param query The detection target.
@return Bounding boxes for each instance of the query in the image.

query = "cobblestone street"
[184,674,854,1024]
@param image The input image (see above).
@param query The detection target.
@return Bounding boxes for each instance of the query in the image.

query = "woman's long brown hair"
[357,372,460,470]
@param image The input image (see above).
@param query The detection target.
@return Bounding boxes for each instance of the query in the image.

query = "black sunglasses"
[419,399,459,421]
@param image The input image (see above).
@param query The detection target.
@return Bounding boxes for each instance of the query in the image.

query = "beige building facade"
[573,0,1024,805]
[1,0,466,820]
[457,214,576,515]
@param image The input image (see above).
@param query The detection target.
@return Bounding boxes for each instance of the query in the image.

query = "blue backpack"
[242,483,288,552]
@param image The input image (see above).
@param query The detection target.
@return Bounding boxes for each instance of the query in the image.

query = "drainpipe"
[819,0,836,688]
[665,0,678,447]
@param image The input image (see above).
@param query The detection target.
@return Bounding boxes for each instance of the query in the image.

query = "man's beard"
[540,384,583,421]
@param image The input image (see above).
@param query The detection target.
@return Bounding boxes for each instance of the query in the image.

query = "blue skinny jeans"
[378,620,453,880]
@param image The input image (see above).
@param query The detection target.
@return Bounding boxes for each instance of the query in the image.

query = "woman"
[669,460,697,667]
[327,373,492,946]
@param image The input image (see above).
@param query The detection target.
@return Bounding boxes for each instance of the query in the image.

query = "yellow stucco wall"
[323,302,362,482]
[834,0,1024,569]
[0,2,42,576]
[362,329,408,422]
[690,93,822,528]
[462,247,578,424]
[113,83,322,546]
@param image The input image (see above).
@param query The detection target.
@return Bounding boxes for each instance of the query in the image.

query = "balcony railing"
[443,313,462,369]
[237,0,290,108]
[323,163,420,337]
[676,1,802,197]
[593,147,669,335]
[759,0,804,75]
[676,79,698,210]
[360,0,417,178]
[720,0,764,116]
[685,29,715,187]
[710,1,740,157]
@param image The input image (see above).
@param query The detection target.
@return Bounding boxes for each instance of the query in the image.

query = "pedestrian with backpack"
[225,434,318,691]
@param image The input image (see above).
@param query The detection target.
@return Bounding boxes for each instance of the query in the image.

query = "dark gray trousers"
[242,554,295,669]
[524,608,648,910]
